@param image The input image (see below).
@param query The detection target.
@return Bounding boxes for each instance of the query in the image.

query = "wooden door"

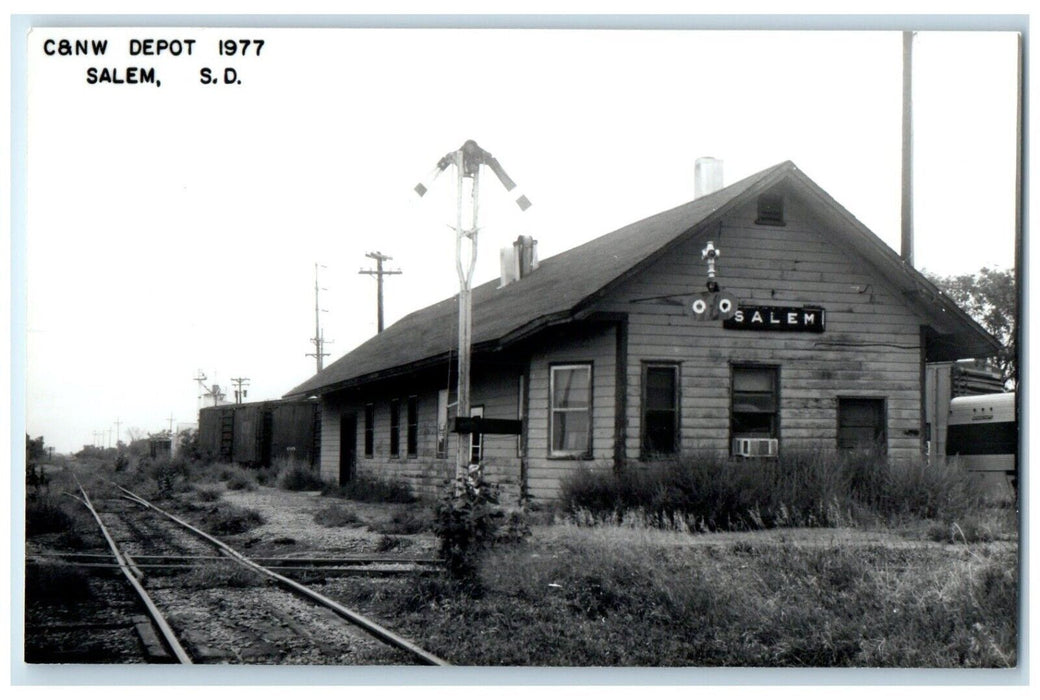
[339,413,357,485]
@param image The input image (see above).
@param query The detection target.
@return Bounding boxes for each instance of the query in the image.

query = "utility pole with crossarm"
[358,251,402,334]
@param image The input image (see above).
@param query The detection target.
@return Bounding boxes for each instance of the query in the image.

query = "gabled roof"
[286,161,1000,398]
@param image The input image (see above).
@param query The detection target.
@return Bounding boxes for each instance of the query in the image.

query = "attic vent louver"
[755,193,786,226]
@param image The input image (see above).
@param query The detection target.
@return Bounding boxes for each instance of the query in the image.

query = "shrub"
[277,462,327,491]
[560,449,993,531]
[371,505,431,535]
[875,458,984,520]
[375,535,403,552]
[201,502,265,535]
[223,466,258,491]
[193,484,225,502]
[313,503,362,527]
[140,455,192,499]
[559,452,844,530]
[323,473,416,504]
[182,562,265,589]
[433,472,529,584]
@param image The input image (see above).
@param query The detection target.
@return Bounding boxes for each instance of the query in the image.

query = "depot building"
[284,161,999,502]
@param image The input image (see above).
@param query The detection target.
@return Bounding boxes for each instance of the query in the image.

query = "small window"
[550,364,592,457]
[731,365,779,447]
[642,364,679,457]
[363,403,374,457]
[436,389,449,458]
[755,193,785,226]
[406,396,418,457]
[389,398,400,457]
[838,398,886,453]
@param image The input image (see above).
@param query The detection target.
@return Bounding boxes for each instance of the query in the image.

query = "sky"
[20,25,1020,454]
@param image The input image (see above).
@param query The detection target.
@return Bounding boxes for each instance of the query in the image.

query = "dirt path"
[219,486,438,557]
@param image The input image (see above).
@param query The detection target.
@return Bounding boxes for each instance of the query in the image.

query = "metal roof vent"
[499,235,538,288]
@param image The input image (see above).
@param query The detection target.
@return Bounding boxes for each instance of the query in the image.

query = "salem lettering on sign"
[723,305,825,333]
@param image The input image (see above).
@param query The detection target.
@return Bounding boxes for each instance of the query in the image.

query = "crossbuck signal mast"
[358,251,402,333]
[414,140,531,483]
[306,263,332,373]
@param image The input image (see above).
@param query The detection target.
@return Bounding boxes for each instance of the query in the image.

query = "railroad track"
[63,477,449,666]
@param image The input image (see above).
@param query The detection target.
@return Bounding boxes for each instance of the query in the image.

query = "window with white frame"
[550,364,592,457]
[731,365,779,444]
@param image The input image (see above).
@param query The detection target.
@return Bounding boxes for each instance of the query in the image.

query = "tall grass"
[322,473,416,504]
[560,449,985,530]
[276,461,327,491]
[355,529,1017,666]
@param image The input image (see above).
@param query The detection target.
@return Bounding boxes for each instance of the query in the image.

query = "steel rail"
[28,557,442,577]
[40,551,442,565]
[113,483,451,666]
[73,477,193,664]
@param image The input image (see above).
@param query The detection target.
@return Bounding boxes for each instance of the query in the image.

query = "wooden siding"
[320,363,526,501]
[316,192,941,502]
[597,193,923,464]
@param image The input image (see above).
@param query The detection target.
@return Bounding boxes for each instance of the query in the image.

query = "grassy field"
[28,455,1020,668]
[330,519,1018,667]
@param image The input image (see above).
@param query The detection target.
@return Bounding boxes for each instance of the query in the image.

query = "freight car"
[198,399,319,467]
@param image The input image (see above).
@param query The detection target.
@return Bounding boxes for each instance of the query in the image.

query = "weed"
[199,502,265,535]
[313,503,362,527]
[193,484,225,502]
[181,562,265,589]
[223,466,258,491]
[277,462,327,491]
[375,535,403,552]
[560,449,989,531]
[433,473,528,585]
[323,473,416,504]
[371,506,431,535]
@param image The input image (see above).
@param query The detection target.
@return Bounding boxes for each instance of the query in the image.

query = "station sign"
[722,305,825,333]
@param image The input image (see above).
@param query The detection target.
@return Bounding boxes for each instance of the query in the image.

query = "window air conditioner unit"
[732,437,779,458]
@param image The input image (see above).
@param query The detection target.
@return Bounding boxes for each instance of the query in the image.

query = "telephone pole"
[358,251,402,333]
[230,377,250,404]
[901,30,914,266]
[307,263,331,372]
[114,417,122,447]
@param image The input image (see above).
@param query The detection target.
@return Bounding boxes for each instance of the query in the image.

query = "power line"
[358,251,402,333]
